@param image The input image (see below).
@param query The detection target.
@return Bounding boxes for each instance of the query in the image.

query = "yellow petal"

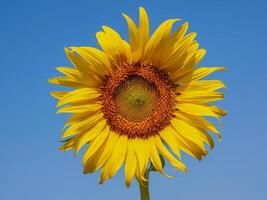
[154,136,187,173]
[70,47,111,77]
[74,119,107,156]
[183,48,206,70]
[83,139,107,174]
[176,91,224,103]
[133,139,150,177]
[63,112,92,129]
[50,91,68,100]
[177,103,226,119]
[138,7,149,52]
[161,126,200,159]
[80,47,112,72]
[57,103,102,114]
[171,118,206,152]
[209,104,228,116]
[122,7,149,62]
[83,132,118,174]
[176,67,226,84]
[173,22,189,45]
[170,42,199,73]
[124,140,137,187]
[49,65,101,88]
[60,137,76,151]
[108,135,128,177]
[48,76,99,89]
[99,135,127,184]
[176,80,226,93]
[163,32,197,71]
[64,48,104,82]
[56,67,83,78]
[96,26,132,66]
[159,127,181,159]
[91,131,119,171]
[56,88,100,107]
[175,112,221,138]
[198,128,215,149]
[62,112,103,138]
[122,13,140,60]
[148,137,163,173]
[82,125,110,164]
[144,19,181,65]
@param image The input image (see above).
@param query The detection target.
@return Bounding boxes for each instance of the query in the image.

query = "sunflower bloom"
[49,7,226,189]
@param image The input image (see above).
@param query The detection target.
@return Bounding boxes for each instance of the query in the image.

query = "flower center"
[114,75,160,122]
[101,63,176,139]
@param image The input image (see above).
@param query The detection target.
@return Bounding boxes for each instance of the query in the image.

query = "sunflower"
[49,7,226,188]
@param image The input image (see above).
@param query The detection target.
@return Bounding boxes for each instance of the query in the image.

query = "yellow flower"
[49,7,226,187]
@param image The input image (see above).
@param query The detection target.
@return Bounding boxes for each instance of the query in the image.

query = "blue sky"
[1,0,267,199]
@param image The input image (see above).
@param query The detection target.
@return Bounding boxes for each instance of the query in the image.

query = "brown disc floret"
[101,63,176,139]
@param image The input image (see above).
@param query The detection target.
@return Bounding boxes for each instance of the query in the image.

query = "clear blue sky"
[1,0,267,199]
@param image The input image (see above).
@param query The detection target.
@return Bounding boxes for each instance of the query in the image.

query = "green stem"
[139,169,150,200]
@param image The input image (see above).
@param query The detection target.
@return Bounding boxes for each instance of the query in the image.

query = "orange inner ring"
[101,63,176,139]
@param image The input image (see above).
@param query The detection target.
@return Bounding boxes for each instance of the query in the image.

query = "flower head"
[49,7,226,187]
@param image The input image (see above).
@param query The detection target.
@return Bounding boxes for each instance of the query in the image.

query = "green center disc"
[113,75,160,122]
